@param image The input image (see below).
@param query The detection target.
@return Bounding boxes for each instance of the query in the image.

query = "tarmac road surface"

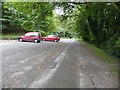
[1,39,118,88]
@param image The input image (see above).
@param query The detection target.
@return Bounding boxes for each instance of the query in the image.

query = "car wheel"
[19,38,23,42]
[34,39,38,43]
[43,39,46,41]
[54,39,57,42]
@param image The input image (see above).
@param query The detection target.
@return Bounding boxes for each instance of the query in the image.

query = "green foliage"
[2,2,57,35]
[1,2,25,33]
[74,3,120,58]
[10,2,55,32]
[106,37,120,57]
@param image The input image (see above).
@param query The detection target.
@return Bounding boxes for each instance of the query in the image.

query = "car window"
[25,33,39,37]
[48,35,53,37]
[25,33,30,36]
[53,35,57,37]
[48,35,55,37]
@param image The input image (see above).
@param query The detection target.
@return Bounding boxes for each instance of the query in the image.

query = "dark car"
[42,35,60,42]
[18,32,42,43]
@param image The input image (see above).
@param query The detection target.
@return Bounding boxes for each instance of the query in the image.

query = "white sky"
[53,7,64,16]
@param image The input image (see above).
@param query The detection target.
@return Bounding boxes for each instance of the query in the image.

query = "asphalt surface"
[1,39,118,88]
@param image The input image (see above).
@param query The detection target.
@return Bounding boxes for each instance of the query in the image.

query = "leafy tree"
[57,2,120,57]
[1,2,57,35]
[1,2,25,34]
[75,3,120,57]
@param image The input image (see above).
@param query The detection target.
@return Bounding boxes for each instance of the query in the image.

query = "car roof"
[48,35,57,36]
[26,32,39,34]
[25,32,40,35]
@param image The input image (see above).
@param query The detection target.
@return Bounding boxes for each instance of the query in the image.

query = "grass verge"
[0,34,22,40]
[79,40,119,78]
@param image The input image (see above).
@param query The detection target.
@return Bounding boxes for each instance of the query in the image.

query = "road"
[1,39,118,88]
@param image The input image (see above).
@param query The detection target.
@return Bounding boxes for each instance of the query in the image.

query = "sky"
[53,7,64,16]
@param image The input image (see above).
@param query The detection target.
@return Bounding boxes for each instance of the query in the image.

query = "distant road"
[1,39,118,88]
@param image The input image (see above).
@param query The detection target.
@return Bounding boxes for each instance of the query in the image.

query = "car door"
[46,35,51,41]
[29,35,35,41]
[29,33,39,41]
[23,33,30,41]
[47,35,54,41]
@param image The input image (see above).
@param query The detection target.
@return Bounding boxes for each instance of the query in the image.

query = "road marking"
[11,72,24,79]
[28,40,74,88]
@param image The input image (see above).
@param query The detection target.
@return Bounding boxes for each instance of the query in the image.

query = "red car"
[42,35,60,42]
[18,32,42,43]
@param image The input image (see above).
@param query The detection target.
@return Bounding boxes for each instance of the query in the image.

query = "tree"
[1,2,57,35]
[75,3,120,57]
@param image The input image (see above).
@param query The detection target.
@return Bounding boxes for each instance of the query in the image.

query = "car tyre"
[34,39,38,43]
[43,39,46,41]
[19,38,23,42]
[54,39,57,42]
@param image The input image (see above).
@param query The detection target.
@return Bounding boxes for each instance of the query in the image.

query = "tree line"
[58,2,120,57]
[74,3,120,57]
[2,2,57,36]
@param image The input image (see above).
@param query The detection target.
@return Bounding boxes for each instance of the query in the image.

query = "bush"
[113,39,120,57]
[40,31,47,36]
[106,38,120,58]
